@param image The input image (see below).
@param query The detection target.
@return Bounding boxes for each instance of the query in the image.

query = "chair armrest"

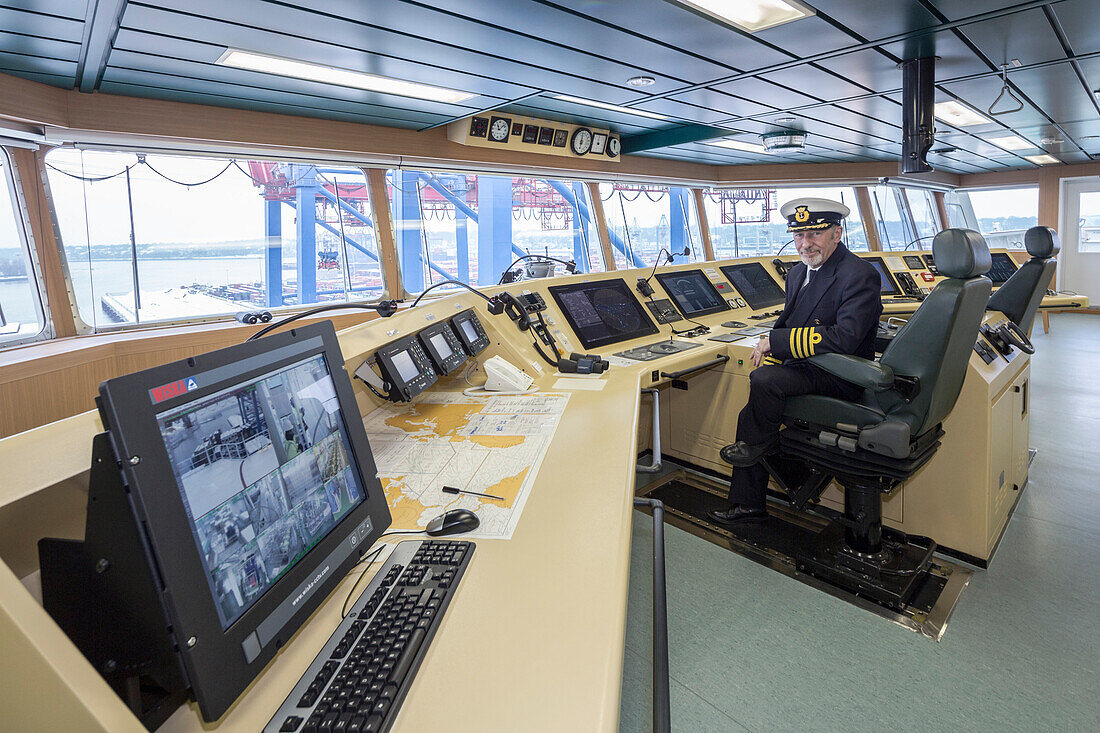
[807,353,895,391]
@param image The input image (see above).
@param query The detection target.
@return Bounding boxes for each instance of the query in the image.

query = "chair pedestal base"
[796,522,936,610]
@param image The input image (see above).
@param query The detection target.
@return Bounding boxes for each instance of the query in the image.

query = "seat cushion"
[783,394,885,430]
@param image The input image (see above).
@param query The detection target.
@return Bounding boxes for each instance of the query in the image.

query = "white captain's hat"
[780,197,850,232]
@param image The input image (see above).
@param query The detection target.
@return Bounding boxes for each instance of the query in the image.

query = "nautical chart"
[362,392,569,539]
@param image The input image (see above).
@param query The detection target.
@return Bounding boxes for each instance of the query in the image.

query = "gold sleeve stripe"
[800,327,809,358]
[789,328,799,359]
[808,328,822,356]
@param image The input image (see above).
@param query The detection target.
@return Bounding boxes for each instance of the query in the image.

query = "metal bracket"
[637,388,662,474]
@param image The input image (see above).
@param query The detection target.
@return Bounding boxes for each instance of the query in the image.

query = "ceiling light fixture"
[674,0,814,32]
[217,50,475,104]
[627,76,656,87]
[1024,154,1060,165]
[760,130,807,151]
[706,139,768,154]
[987,135,1034,151]
[933,100,992,127]
[552,95,668,120]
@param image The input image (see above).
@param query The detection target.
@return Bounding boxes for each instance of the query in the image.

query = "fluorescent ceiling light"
[675,0,813,32]
[553,95,667,120]
[707,139,768,154]
[933,101,992,127]
[986,135,1034,151]
[1024,154,1060,165]
[217,50,475,104]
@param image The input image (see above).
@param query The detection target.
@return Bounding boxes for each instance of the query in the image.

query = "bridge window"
[904,188,941,247]
[0,148,46,345]
[45,149,384,329]
[869,185,916,251]
[598,183,703,268]
[702,186,867,258]
[388,171,604,295]
[943,187,1038,249]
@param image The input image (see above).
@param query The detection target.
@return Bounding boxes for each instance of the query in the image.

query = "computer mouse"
[425,508,480,536]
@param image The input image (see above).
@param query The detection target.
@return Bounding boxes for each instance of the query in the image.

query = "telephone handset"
[482,356,535,392]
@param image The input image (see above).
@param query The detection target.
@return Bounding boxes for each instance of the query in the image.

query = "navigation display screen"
[429,332,454,360]
[155,353,366,629]
[719,263,786,310]
[864,256,901,295]
[654,270,730,317]
[988,253,1019,285]
[549,279,659,349]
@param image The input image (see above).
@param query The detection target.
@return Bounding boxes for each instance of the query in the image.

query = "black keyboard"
[266,539,474,733]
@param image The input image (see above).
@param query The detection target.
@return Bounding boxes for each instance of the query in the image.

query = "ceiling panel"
[751,15,855,58]
[711,77,816,112]
[957,9,1068,67]
[807,0,941,41]
[547,0,791,72]
[0,0,88,19]
[0,7,84,44]
[1050,0,1100,55]
[0,31,79,62]
[814,49,906,94]
[0,51,76,79]
[664,88,778,120]
[502,100,657,135]
[1006,64,1098,126]
[938,77,1050,131]
[841,96,904,124]
[878,29,989,81]
[396,0,736,87]
[922,1,1022,20]
[758,65,870,101]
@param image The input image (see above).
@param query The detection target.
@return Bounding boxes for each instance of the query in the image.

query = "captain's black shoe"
[719,437,779,467]
[707,505,767,526]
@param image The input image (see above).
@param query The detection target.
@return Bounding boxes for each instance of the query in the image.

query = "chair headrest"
[1024,226,1060,258]
[932,228,991,279]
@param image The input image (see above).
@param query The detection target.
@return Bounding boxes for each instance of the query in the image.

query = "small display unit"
[864,256,902,296]
[988,252,1019,285]
[548,278,660,349]
[417,321,467,376]
[39,322,391,725]
[375,334,437,401]
[720,262,786,311]
[654,269,731,318]
[903,254,926,270]
[451,309,490,355]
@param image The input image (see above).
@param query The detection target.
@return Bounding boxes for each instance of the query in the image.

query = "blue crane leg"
[571,181,588,272]
[476,175,514,286]
[545,179,643,268]
[392,170,424,293]
[293,165,318,305]
[670,187,687,254]
[264,199,282,307]
[456,209,470,283]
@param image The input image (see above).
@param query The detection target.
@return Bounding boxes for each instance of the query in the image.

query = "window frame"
[0,146,50,346]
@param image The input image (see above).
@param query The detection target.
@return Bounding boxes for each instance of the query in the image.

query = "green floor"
[620,313,1100,732]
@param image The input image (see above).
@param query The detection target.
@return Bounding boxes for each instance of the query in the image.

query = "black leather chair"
[758,228,992,608]
[986,225,1060,335]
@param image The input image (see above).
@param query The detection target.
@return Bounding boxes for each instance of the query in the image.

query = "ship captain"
[708,197,883,526]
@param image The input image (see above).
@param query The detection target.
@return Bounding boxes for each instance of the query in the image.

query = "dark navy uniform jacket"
[768,243,882,362]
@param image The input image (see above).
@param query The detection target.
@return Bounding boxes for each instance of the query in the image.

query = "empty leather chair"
[986,226,1060,335]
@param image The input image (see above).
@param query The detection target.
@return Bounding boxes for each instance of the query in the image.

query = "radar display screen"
[653,270,730,318]
[864,256,901,296]
[719,263,786,311]
[549,279,659,349]
[988,253,1019,285]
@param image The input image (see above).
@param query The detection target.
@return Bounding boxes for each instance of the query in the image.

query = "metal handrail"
[633,497,671,733]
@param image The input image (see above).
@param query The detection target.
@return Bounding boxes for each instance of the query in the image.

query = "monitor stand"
[39,432,190,731]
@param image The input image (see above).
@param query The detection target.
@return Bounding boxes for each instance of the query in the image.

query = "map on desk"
[362,392,569,539]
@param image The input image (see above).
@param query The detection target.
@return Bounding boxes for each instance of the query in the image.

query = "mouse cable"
[339,530,427,618]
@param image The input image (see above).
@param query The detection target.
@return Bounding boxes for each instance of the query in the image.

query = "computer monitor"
[548,278,660,349]
[988,252,1019,285]
[719,262,786,311]
[653,269,730,318]
[81,322,390,722]
[863,256,902,296]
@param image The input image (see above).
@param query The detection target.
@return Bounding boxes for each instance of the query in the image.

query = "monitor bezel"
[863,256,902,296]
[97,322,390,721]
[451,309,490,356]
[988,252,1019,285]
[418,321,467,376]
[653,269,731,318]
[548,278,660,350]
[718,262,786,311]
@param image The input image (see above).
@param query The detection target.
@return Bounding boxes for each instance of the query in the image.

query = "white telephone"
[482,356,534,392]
